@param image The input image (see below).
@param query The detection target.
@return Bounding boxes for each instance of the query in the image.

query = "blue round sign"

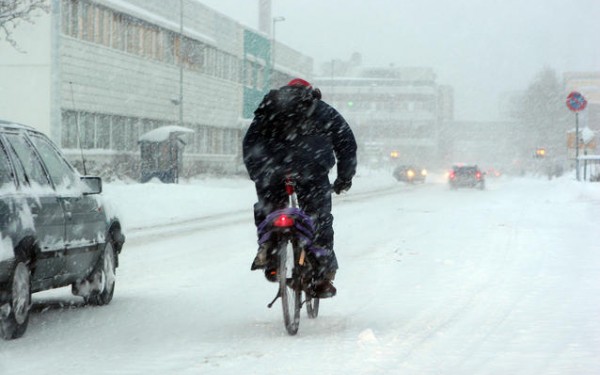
[566,91,587,112]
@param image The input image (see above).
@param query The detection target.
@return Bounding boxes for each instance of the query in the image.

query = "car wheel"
[84,241,116,306]
[1,260,31,340]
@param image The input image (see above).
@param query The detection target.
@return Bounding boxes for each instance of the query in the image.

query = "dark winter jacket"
[243,86,357,186]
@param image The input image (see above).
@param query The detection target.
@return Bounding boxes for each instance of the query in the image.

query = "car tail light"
[273,214,294,228]
[476,172,481,179]
[449,171,455,179]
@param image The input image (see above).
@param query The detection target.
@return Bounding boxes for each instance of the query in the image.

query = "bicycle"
[257,176,320,335]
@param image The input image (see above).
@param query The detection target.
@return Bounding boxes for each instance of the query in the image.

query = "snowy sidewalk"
[102,169,400,238]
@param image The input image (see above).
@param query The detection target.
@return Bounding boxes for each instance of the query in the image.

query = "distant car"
[486,167,501,178]
[393,165,427,184]
[448,165,485,190]
[0,120,125,340]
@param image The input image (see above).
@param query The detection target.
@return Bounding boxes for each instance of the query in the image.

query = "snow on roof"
[138,126,194,143]
[101,0,216,46]
[568,127,597,144]
[0,119,36,131]
[578,155,600,160]
[581,127,596,143]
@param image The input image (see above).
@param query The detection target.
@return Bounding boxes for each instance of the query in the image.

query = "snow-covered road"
[1,173,599,374]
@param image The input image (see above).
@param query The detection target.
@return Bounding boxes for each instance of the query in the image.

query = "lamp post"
[575,112,580,180]
[178,0,184,127]
[271,16,285,85]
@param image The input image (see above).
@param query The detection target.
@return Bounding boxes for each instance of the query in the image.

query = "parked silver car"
[0,120,125,339]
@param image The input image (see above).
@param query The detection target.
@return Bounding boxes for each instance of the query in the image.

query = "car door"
[27,133,105,280]
[3,132,67,283]
[0,136,20,264]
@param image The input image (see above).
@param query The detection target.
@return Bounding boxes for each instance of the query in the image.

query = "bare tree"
[509,66,570,160]
[0,0,49,49]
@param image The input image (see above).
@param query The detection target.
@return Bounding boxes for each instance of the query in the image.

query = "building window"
[69,0,79,37]
[205,47,216,75]
[127,118,140,151]
[188,39,205,71]
[244,60,253,87]
[222,128,238,154]
[61,110,78,149]
[141,25,157,59]
[94,7,106,45]
[125,17,142,55]
[256,64,265,89]
[197,126,208,153]
[80,112,95,149]
[96,114,111,149]
[81,1,95,42]
[111,12,123,50]
[112,116,126,151]
[162,31,175,64]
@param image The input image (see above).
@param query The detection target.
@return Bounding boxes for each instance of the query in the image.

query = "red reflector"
[273,214,294,227]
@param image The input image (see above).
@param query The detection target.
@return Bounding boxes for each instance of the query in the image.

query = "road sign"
[566,91,587,112]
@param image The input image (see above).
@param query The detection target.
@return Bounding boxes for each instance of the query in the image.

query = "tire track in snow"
[356,189,550,373]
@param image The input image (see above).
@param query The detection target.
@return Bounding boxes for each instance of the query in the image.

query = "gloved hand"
[333,178,352,194]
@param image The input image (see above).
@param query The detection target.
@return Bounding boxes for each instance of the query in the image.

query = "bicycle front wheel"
[278,240,301,335]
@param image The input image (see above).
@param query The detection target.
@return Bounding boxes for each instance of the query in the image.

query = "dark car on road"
[448,164,485,190]
[0,120,125,339]
[393,165,427,184]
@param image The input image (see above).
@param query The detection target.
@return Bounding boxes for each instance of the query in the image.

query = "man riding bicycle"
[242,78,357,298]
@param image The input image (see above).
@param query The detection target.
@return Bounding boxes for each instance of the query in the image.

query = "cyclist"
[243,78,357,298]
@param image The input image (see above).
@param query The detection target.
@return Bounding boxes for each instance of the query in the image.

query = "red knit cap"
[287,78,312,89]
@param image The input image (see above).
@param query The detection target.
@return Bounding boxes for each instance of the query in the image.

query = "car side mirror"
[80,176,102,195]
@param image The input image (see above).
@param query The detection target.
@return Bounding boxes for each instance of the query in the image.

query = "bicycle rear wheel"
[306,295,319,319]
[278,240,301,335]
[304,254,319,318]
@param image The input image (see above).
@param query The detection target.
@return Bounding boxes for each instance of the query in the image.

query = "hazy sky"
[197,0,600,121]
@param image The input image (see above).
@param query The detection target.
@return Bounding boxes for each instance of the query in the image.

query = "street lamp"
[271,16,285,84]
[178,0,184,127]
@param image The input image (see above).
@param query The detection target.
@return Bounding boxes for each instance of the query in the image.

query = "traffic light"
[535,148,546,158]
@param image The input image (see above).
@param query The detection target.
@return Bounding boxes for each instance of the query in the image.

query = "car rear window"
[455,167,477,174]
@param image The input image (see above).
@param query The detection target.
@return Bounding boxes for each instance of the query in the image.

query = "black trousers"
[253,173,338,273]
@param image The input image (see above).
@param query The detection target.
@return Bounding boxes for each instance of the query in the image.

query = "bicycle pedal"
[286,278,302,291]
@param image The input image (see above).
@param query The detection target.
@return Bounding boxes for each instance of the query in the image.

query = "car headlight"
[407,170,415,178]
[421,169,427,176]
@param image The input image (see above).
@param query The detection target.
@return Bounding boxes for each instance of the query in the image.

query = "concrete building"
[315,61,453,168]
[0,0,312,177]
